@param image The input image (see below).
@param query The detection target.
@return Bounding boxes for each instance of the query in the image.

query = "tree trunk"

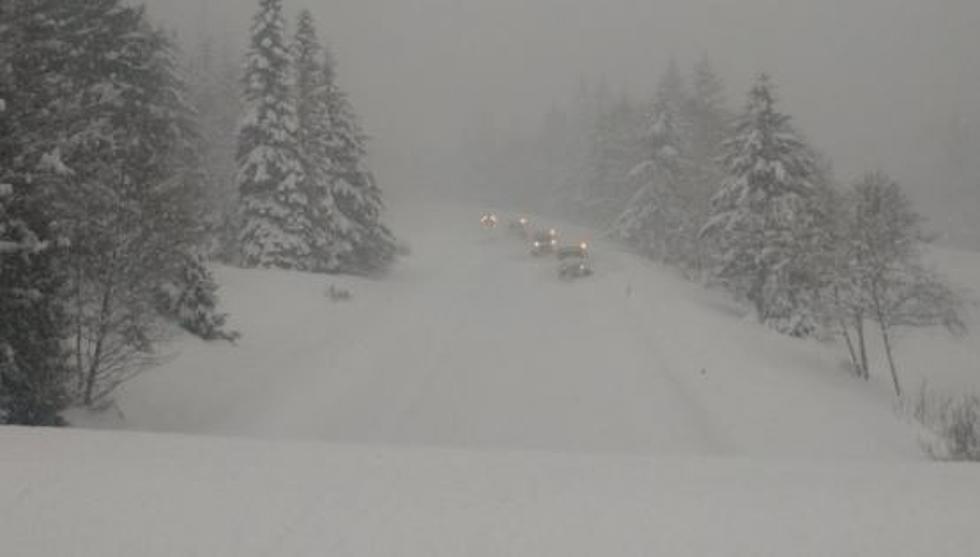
[855,314,869,380]
[73,258,86,396]
[870,286,901,397]
[748,266,767,323]
[839,319,861,377]
[878,320,902,397]
[84,277,115,407]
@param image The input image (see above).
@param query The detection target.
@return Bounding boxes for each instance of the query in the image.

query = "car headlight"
[580,242,588,250]
[533,241,540,248]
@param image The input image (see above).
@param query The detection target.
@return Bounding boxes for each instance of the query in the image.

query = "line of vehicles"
[481,213,593,280]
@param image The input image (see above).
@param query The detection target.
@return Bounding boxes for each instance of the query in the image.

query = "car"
[508,216,531,239]
[557,242,592,279]
[480,213,498,229]
[530,228,559,256]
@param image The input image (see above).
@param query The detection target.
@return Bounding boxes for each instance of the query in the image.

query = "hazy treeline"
[467,56,967,395]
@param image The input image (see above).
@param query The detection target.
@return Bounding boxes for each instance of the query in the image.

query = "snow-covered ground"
[9,202,980,555]
[76,202,923,458]
[3,426,980,557]
[899,246,980,396]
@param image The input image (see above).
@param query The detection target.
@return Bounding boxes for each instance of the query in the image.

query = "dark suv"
[557,242,592,279]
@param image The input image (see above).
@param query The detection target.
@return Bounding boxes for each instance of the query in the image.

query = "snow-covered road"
[93,203,919,458]
[243,210,724,454]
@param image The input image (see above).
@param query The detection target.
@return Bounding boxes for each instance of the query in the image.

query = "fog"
[143,0,980,239]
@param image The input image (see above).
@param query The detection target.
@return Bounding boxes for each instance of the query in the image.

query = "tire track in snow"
[575,254,732,456]
[614,266,735,455]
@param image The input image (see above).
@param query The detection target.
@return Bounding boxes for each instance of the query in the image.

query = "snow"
[11,202,979,555]
[76,203,918,458]
[2,426,979,557]
[890,245,980,396]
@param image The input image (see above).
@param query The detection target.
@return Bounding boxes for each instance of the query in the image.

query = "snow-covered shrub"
[907,383,980,462]
[324,284,352,302]
[157,254,238,342]
[923,394,980,462]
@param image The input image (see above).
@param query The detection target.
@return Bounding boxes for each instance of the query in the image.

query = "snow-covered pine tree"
[685,55,729,165]
[143,29,238,346]
[4,0,234,407]
[157,252,238,342]
[292,10,350,272]
[613,77,691,261]
[0,2,70,425]
[657,59,688,117]
[237,0,313,270]
[185,28,243,263]
[318,46,397,274]
[701,74,823,335]
[581,93,648,226]
[681,55,731,275]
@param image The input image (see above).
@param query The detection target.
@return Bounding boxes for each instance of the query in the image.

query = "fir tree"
[686,54,729,164]
[318,46,397,274]
[656,58,688,116]
[701,74,823,335]
[157,253,238,342]
[681,55,731,275]
[614,83,691,261]
[237,0,313,270]
[4,0,234,407]
[185,31,242,263]
[581,94,647,225]
[0,1,70,424]
[293,10,350,272]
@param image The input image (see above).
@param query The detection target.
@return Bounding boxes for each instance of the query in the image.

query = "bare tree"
[832,172,964,396]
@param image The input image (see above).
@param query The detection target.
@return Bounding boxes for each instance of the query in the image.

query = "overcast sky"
[142,0,980,226]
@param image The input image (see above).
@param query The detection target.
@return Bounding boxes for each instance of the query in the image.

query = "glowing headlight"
[519,217,528,225]
[533,241,541,248]
[580,242,589,251]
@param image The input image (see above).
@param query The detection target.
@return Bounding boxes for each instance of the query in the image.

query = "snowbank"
[2,426,978,557]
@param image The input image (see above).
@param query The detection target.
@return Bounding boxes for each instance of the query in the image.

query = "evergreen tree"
[613,83,691,261]
[0,0,70,424]
[318,50,397,274]
[237,0,313,270]
[157,252,238,342]
[656,58,688,116]
[185,32,242,263]
[3,0,233,407]
[681,55,731,275]
[581,94,647,225]
[293,10,350,272]
[701,74,824,335]
[685,54,729,164]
